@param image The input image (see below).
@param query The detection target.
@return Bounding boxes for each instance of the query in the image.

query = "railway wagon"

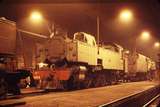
[32,32,156,89]
[0,17,30,99]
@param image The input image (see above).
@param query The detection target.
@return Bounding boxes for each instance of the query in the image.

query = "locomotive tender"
[33,32,156,89]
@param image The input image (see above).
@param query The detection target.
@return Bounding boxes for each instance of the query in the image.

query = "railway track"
[143,94,160,107]
[99,85,160,107]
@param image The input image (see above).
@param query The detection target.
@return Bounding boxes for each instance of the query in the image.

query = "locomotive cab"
[74,32,97,47]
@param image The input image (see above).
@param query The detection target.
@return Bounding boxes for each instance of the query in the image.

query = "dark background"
[0,0,160,60]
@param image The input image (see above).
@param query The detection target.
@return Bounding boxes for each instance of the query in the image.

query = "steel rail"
[98,85,160,107]
[143,94,160,107]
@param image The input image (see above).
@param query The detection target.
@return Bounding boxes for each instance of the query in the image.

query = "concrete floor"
[0,81,159,107]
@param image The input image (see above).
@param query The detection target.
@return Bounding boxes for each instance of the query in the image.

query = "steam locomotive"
[33,32,156,89]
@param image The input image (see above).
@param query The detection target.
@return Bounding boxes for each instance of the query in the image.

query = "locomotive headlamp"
[38,62,48,68]
[125,50,130,54]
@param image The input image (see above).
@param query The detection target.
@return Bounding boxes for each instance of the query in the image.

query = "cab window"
[74,33,85,42]
[84,37,87,43]
[92,40,96,46]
